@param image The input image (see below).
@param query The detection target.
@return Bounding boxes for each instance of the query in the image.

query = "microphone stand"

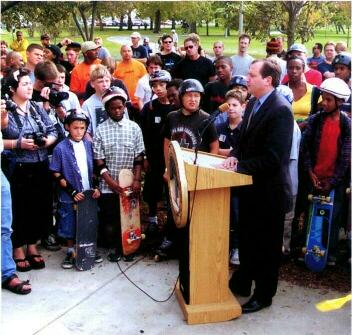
[193,109,222,165]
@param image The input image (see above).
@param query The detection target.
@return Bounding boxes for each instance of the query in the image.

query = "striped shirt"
[93,117,145,194]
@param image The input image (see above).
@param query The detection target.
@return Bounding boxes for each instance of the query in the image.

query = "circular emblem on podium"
[168,141,188,228]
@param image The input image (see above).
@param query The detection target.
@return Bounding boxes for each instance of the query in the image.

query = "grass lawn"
[1,25,349,60]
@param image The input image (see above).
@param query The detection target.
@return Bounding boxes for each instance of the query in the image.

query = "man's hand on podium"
[221,156,238,171]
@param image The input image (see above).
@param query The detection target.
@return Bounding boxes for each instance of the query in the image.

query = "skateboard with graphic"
[75,190,99,271]
[302,190,334,272]
[119,169,145,256]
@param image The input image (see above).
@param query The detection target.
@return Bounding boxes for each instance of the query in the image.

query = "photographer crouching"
[1,68,57,272]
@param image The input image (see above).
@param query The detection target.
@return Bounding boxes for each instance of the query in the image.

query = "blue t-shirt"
[50,138,94,203]
[317,61,334,77]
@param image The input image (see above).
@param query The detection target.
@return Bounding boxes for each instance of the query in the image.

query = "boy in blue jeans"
[300,78,351,265]
[50,110,101,269]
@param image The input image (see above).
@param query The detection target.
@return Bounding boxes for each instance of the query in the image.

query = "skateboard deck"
[75,190,98,271]
[303,190,334,272]
[119,169,144,256]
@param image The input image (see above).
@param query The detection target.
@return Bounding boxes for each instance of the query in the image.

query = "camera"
[2,94,17,113]
[48,90,69,107]
[24,132,47,147]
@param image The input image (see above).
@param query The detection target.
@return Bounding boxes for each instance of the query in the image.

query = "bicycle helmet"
[320,77,351,101]
[149,70,171,85]
[178,79,204,95]
[64,109,90,126]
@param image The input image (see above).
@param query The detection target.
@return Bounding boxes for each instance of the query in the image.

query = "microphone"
[194,103,229,164]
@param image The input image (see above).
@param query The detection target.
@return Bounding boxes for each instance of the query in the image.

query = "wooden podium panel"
[168,142,252,325]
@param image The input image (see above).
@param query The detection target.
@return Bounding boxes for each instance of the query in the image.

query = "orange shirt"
[70,59,101,98]
[113,59,147,108]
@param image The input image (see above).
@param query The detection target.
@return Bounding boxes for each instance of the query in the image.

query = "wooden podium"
[168,141,252,325]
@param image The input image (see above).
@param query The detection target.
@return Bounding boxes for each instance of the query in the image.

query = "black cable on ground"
[116,256,179,303]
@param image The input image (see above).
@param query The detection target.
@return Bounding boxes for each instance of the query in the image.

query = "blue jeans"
[1,171,16,283]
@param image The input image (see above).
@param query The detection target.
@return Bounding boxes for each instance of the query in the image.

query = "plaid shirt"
[93,117,145,194]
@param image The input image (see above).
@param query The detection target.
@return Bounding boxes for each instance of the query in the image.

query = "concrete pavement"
[1,248,351,335]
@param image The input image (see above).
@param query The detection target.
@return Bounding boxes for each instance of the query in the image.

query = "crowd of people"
[0,28,350,315]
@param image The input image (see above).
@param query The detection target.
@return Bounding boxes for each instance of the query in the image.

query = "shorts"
[57,202,76,240]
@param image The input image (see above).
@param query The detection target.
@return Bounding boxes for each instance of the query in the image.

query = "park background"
[1,1,350,60]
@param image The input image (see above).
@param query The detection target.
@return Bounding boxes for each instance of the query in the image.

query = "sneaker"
[107,251,121,262]
[42,234,61,251]
[94,251,103,264]
[123,254,135,262]
[61,252,74,269]
[230,248,240,265]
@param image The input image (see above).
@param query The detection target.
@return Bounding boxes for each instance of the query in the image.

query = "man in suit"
[222,59,294,313]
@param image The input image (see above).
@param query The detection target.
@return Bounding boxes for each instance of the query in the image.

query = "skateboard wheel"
[302,247,307,254]
[325,196,331,203]
[141,233,146,240]
[308,194,313,201]
[127,239,132,244]
[346,188,351,194]
[154,254,161,262]
[320,250,325,257]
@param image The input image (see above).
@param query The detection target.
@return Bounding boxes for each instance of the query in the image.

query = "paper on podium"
[181,149,227,170]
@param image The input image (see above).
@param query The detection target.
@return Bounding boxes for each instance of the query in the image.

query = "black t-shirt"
[131,45,147,60]
[202,80,229,114]
[216,121,241,150]
[173,56,216,87]
[141,99,175,162]
[156,52,182,74]
[162,109,218,152]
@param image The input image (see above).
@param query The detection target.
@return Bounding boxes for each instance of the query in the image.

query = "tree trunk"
[78,6,89,41]
[150,17,153,30]
[89,1,97,40]
[206,21,209,36]
[171,18,176,30]
[72,10,87,41]
[119,15,124,31]
[189,21,197,34]
[127,11,132,30]
[153,9,161,34]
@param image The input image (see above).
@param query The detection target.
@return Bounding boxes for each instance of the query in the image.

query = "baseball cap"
[288,43,307,54]
[81,41,99,54]
[102,87,128,106]
[41,33,50,40]
[130,32,141,39]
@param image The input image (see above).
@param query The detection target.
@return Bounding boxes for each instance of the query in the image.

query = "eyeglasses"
[184,45,194,50]
[163,40,172,44]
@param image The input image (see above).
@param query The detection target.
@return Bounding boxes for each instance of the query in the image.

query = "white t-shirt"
[70,139,90,191]
[231,54,254,76]
[289,121,301,196]
[135,74,154,106]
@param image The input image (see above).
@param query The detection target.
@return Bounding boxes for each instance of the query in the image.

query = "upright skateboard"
[303,190,335,272]
[119,169,144,256]
[75,190,99,271]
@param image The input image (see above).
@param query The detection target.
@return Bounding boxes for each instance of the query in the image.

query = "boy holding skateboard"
[140,70,174,234]
[93,87,145,262]
[300,78,351,265]
[50,110,101,269]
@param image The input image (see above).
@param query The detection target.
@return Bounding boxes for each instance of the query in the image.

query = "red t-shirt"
[282,69,323,87]
[313,117,340,179]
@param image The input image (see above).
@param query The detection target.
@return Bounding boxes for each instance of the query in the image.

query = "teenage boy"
[140,70,174,234]
[216,90,246,265]
[50,111,101,268]
[166,79,183,110]
[82,64,112,138]
[203,56,233,114]
[93,87,145,262]
[158,79,219,259]
[300,78,351,266]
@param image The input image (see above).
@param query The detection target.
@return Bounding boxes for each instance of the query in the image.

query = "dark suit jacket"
[233,89,294,212]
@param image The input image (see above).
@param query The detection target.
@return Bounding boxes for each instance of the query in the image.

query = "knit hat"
[81,41,99,54]
[46,44,61,60]
[266,39,280,55]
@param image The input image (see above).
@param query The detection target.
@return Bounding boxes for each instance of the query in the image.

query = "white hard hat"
[320,78,351,101]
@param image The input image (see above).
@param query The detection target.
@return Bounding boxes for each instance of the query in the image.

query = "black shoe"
[41,234,61,251]
[229,275,251,297]
[241,296,272,314]
[123,254,135,262]
[107,251,121,262]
